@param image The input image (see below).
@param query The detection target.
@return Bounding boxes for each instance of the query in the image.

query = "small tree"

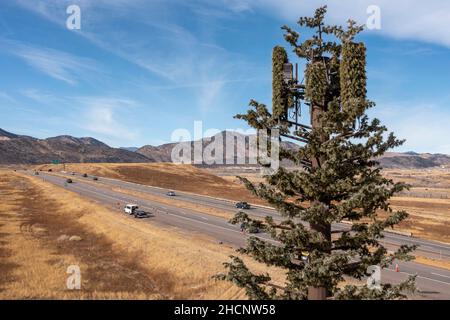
[216,6,416,300]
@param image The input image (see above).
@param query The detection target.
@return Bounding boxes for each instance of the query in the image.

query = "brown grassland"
[384,169,450,243]
[0,170,284,299]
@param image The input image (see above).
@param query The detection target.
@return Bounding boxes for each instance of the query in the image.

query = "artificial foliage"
[341,41,367,117]
[215,6,416,300]
[272,46,292,120]
[305,61,328,108]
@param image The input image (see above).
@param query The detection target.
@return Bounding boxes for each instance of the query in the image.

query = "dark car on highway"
[133,210,150,219]
[66,179,73,183]
[236,201,250,209]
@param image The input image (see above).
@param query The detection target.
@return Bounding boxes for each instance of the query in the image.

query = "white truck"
[124,204,139,214]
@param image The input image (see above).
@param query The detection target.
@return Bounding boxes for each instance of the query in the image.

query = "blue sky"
[0,0,450,153]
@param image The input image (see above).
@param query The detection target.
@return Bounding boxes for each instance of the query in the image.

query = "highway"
[28,170,450,299]
[54,170,450,260]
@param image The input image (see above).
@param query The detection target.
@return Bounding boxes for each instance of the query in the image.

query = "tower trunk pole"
[307,103,331,300]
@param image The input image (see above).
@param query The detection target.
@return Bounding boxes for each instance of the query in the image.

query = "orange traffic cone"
[395,264,399,272]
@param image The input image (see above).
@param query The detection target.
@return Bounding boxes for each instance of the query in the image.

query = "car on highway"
[123,204,149,218]
[82,173,88,178]
[71,172,76,175]
[92,177,98,181]
[236,201,250,209]
[166,191,176,196]
[133,209,150,219]
[66,179,73,183]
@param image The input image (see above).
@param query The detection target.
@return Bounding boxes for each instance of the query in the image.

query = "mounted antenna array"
[272,46,310,144]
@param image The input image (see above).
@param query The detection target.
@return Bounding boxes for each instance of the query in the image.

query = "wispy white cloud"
[12,0,256,112]
[75,97,139,145]
[2,90,143,146]
[372,102,450,154]
[0,91,17,104]
[0,38,100,85]
[20,89,60,104]
[239,0,450,48]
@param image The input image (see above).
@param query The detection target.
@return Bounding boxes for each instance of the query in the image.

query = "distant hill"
[0,128,19,140]
[137,131,450,169]
[2,128,449,168]
[138,143,176,162]
[378,152,450,169]
[137,131,276,165]
[0,129,151,164]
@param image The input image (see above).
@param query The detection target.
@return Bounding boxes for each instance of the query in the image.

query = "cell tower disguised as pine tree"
[216,6,416,300]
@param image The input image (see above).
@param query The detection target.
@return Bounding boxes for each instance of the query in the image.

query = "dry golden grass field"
[383,169,450,243]
[0,169,285,299]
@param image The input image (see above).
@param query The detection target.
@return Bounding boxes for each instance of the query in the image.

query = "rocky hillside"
[378,152,450,169]
[137,131,286,165]
[137,132,450,169]
[2,128,449,168]
[0,129,151,164]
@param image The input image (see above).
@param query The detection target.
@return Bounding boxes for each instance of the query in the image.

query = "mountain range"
[1,128,449,169]
[0,128,149,164]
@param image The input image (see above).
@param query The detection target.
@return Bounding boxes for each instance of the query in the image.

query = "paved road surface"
[28,171,450,299]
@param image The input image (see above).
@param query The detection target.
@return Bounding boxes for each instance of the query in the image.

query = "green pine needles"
[215,6,416,300]
[272,46,290,120]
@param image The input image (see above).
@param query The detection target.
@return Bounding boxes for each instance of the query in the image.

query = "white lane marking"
[385,268,450,286]
[49,175,276,244]
[416,276,450,286]
[380,240,450,258]
[431,272,450,279]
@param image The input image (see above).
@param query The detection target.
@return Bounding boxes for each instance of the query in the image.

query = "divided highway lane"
[35,172,277,247]
[53,171,450,261]
[29,171,450,299]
